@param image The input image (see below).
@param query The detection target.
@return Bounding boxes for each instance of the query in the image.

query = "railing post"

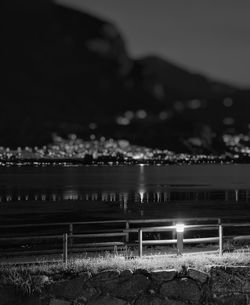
[218,219,223,256]
[177,231,183,256]
[125,221,129,243]
[138,229,142,258]
[63,233,68,265]
[172,222,176,241]
[69,224,73,247]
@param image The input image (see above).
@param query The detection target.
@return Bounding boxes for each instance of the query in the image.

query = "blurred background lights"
[223,97,233,107]
[159,111,169,120]
[116,116,130,125]
[173,101,184,112]
[124,110,134,120]
[188,99,201,110]
[136,109,147,119]
[223,117,235,125]
[89,122,97,130]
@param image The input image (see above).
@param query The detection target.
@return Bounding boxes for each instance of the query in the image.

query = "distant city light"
[159,111,168,120]
[223,98,233,107]
[89,122,97,130]
[136,110,147,119]
[124,110,134,120]
[118,140,129,148]
[1,133,249,166]
[223,117,234,125]
[133,153,144,160]
[116,116,130,125]
[173,101,184,112]
[188,99,201,110]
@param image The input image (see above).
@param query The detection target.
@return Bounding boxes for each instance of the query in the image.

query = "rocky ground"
[1,264,250,304]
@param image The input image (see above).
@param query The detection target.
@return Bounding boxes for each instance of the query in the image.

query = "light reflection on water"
[0,188,248,205]
[0,165,250,206]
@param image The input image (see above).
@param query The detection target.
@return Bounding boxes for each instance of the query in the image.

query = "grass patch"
[0,251,250,295]
[1,251,250,278]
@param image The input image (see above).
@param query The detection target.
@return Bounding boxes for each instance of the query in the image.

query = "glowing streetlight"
[176,223,185,255]
[176,223,185,233]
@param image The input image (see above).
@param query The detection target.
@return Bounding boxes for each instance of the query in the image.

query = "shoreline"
[0,158,239,166]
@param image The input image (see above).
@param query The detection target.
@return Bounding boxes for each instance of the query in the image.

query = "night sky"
[57,0,250,88]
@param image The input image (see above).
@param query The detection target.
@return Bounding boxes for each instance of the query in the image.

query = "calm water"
[0,164,250,204]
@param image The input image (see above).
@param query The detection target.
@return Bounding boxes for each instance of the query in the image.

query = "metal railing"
[125,224,223,258]
[1,217,250,264]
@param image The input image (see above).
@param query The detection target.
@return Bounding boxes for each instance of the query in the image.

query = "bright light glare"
[176,223,185,233]
[139,189,145,202]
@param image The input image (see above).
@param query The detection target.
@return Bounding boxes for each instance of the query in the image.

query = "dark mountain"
[3,0,133,144]
[2,0,249,151]
[138,56,235,99]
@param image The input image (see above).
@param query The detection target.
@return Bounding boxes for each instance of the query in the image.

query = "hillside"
[3,0,249,152]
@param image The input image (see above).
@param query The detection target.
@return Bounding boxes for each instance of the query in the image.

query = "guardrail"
[124,224,223,258]
[1,217,250,264]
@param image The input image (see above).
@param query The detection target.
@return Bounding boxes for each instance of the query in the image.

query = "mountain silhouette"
[138,55,235,99]
[2,0,249,151]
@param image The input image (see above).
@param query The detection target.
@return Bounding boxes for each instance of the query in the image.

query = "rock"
[160,278,201,305]
[187,268,208,284]
[86,296,126,305]
[49,299,71,305]
[93,270,120,282]
[78,272,92,281]
[91,270,120,292]
[212,294,247,305]
[134,269,150,277]
[20,296,48,305]
[74,296,86,304]
[114,274,150,300]
[0,286,49,305]
[135,295,171,305]
[150,270,176,283]
[119,269,133,280]
[73,287,98,303]
[49,276,91,299]
[210,266,250,295]
[164,299,187,305]
[0,287,18,305]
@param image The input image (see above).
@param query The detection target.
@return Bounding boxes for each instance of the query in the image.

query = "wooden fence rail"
[124,223,225,258]
[1,217,250,263]
[0,217,221,229]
